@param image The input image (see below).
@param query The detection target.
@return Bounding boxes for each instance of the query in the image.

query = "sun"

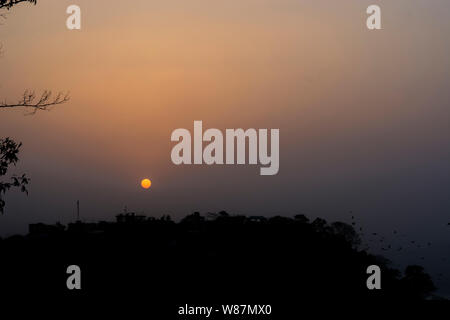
[140,178,152,189]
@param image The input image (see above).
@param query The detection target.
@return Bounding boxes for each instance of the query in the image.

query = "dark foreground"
[0,211,442,315]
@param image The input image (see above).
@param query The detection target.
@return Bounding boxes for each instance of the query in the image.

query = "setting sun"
[141,178,152,189]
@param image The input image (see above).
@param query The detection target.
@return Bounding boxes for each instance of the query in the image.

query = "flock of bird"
[347,212,450,282]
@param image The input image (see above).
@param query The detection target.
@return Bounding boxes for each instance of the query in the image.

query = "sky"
[1,0,450,295]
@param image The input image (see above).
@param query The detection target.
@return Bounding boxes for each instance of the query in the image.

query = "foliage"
[0,138,29,214]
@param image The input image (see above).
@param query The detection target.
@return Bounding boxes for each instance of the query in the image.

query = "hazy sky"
[1,0,450,294]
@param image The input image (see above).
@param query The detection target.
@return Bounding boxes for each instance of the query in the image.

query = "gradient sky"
[1,0,450,295]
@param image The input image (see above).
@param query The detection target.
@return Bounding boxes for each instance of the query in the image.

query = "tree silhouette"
[401,265,436,299]
[0,138,29,214]
[0,211,437,302]
[0,0,69,212]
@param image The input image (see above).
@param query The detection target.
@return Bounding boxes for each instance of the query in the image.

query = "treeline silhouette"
[0,211,438,305]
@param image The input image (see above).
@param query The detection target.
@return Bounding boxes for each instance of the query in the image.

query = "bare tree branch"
[0,2,70,113]
[0,0,67,214]
[1,90,70,114]
[1,1,70,113]
[0,0,36,10]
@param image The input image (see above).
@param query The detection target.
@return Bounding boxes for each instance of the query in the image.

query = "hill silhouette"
[0,211,439,309]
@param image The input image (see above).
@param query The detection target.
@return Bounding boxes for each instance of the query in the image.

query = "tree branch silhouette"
[1,90,70,115]
[0,137,29,214]
[0,0,68,213]
[1,0,70,113]
[0,0,36,10]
